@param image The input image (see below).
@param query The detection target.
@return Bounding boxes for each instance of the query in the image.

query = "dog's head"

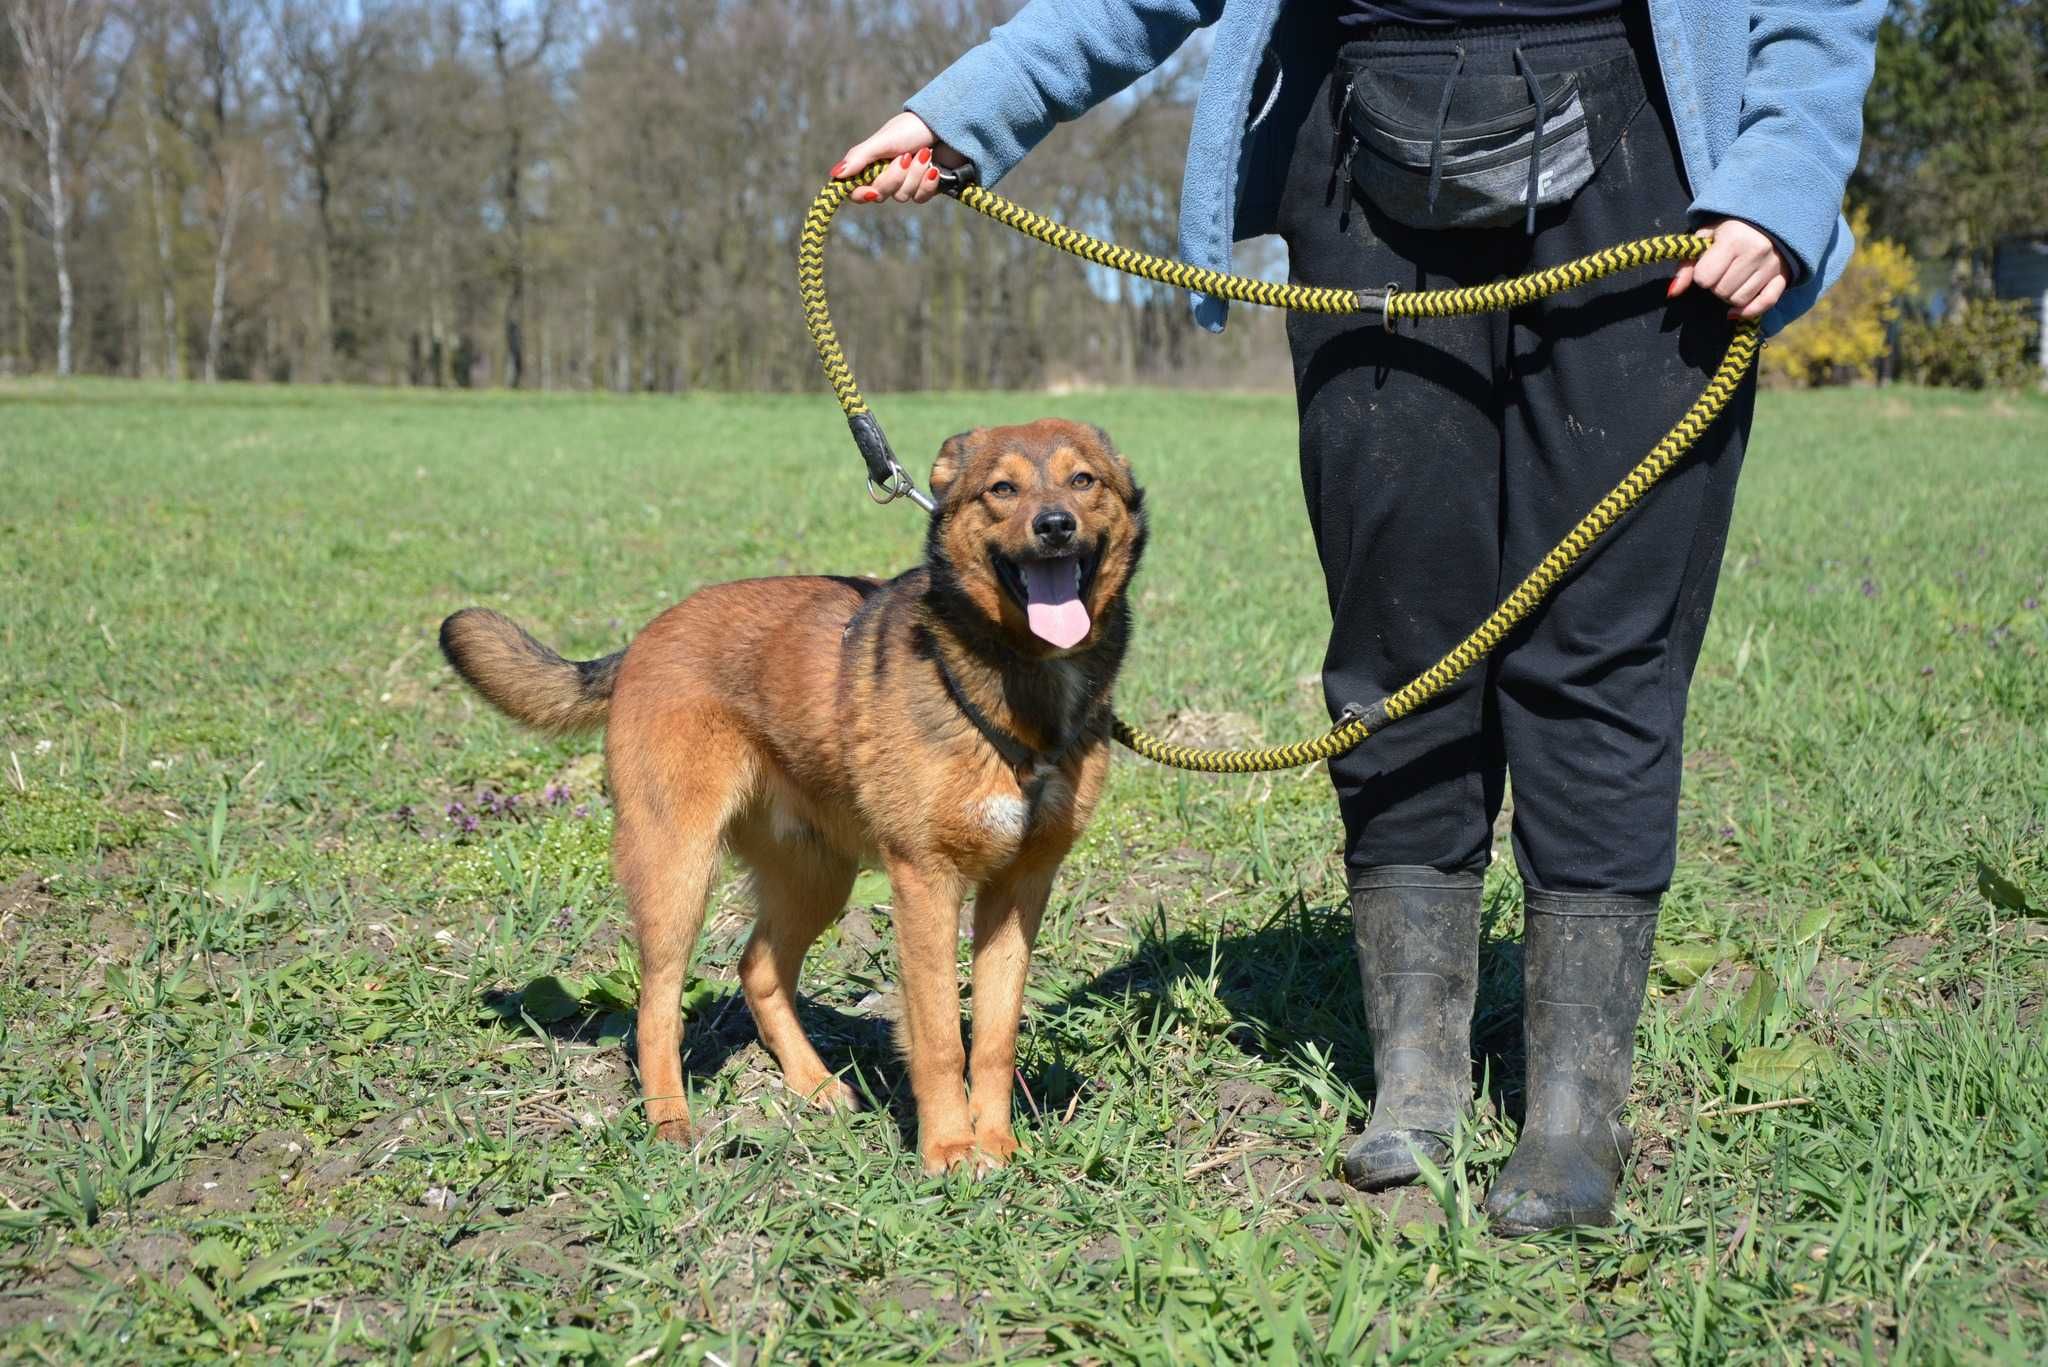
[924,419,1147,655]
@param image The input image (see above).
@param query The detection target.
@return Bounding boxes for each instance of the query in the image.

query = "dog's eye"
[1070,471,1096,490]
[988,481,1017,498]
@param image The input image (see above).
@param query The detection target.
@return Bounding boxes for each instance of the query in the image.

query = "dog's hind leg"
[610,720,753,1144]
[731,829,859,1112]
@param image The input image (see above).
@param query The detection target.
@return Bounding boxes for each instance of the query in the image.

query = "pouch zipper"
[1355,112,1587,179]
[1351,72,1581,142]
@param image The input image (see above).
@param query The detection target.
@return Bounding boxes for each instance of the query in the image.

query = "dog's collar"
[929,646,1104,787]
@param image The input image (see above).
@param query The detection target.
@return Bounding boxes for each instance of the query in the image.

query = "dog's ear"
[930,430,978,502]
[1084,424,1139,495]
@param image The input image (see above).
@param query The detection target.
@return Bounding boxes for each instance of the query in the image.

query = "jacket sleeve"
[904,0,1225,188]
[1688,0,1884,283]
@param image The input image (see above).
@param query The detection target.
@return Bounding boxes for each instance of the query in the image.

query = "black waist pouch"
[1341,50,1645,232]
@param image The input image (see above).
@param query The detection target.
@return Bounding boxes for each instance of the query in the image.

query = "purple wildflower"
[1920,665,1935,678]
[544,782,571,806]
[458,813,480,835]
[1860,579,1879,599]
[446,800,467,820]
[573,804,590,819]
[393,804,416,830]
[2026,598,2039,612]
[1719,825,1736,841]
[503,793,522,817]
[553,907,575,931]
[477,789,502,816]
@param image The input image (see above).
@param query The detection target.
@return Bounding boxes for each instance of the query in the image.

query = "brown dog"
[440,419,1145,1173]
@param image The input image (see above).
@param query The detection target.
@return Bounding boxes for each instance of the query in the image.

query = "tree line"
[3,1,2039,394]
[1,0,1283,393]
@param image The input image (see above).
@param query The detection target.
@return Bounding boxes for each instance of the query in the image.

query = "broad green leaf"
[1731,1039,1835,1095]
[679,977,728,1017]
[188,1236,242,1280]
[1976,860,2034,913]
[594,1011,632,1046]
[177,1273,232,1336]
[1794,904,1836,946]
[518,975,584,1024]
[1656,940,1736,987]
[851,869,892,907]
[585,970,638,1014]
[1731,971,1779,1047]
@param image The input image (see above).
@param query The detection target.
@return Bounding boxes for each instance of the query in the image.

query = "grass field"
[3,376,2045,1362]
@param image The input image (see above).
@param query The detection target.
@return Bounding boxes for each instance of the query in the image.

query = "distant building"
[1993,237,2048,378]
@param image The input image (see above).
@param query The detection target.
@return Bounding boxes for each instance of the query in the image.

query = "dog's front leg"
[886,855,976,1174]
[967,865,1056,1167]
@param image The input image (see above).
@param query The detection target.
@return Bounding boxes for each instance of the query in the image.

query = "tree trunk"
[139,102,181,380]
[502,125,525,388]
[311,165,336,382]
[6,190,30,368]
[583,271,597,391]
[42,104,73,377]
[205,173,244,383]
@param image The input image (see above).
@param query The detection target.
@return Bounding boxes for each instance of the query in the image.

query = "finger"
[1690,240,1734,295]
[860,159,907,203]
[897,147,933,202]
[1726,267,1771,309]
[1667,263,1695,298]
[1739,275,1786,320]
[910,159,943,203]
[834,112,931,179]
[834,136,894,180]
[889,150,922,203]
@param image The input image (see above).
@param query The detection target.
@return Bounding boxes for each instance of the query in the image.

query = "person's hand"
[1667,219,1790,321]
[833,112,969,204]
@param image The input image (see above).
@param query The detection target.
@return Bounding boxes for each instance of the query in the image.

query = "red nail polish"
[898,153,912,168]
[831,160,848,178]
[926,167,939,182]
[1666,277,1683,298]
[916,147,931,164]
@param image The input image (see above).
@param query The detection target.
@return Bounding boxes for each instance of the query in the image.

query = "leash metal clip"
[866,464,937,513]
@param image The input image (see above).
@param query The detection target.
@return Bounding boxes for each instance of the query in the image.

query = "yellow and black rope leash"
[799,162,1760,773]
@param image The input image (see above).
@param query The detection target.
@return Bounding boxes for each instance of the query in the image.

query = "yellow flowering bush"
[1763,208,1917,387]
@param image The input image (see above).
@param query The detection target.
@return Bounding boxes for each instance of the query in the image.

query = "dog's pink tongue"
[1021,557,1090,649]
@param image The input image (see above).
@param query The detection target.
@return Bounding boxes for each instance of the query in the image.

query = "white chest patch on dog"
[978,795,1030,842]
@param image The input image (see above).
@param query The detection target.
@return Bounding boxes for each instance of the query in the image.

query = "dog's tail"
[438,608,621,735]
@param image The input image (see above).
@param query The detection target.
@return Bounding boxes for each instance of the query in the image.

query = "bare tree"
[132,3,181,378]
[270,0,387,381]
[473,0,562,389]
[0,0,130,376]
[168,0,259,381]
[0,0,1286,391]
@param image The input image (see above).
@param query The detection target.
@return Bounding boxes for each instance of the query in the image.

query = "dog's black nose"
[1032,508,1077,548]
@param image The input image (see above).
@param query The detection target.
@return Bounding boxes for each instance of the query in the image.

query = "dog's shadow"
[640,890,1534,1149]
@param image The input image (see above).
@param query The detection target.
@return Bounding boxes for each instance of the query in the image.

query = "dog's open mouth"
[995,547,1099,649]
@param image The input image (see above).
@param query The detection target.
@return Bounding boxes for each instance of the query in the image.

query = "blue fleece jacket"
[905,0,1882,334]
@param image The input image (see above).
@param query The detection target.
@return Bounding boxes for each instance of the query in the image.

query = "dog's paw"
[650,1117,693,1144]
[973,1129,1020,1169]
[794,1076,862,1114]
[920,1136,980,1175]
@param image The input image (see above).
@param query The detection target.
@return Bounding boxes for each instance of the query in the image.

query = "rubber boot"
[1342,866,1481,1191]
[1484,890,1659,1234]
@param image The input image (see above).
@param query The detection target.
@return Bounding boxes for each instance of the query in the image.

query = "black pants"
[1277,15,1756,898]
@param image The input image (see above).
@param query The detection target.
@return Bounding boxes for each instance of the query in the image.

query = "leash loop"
[798,164,1759,772]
